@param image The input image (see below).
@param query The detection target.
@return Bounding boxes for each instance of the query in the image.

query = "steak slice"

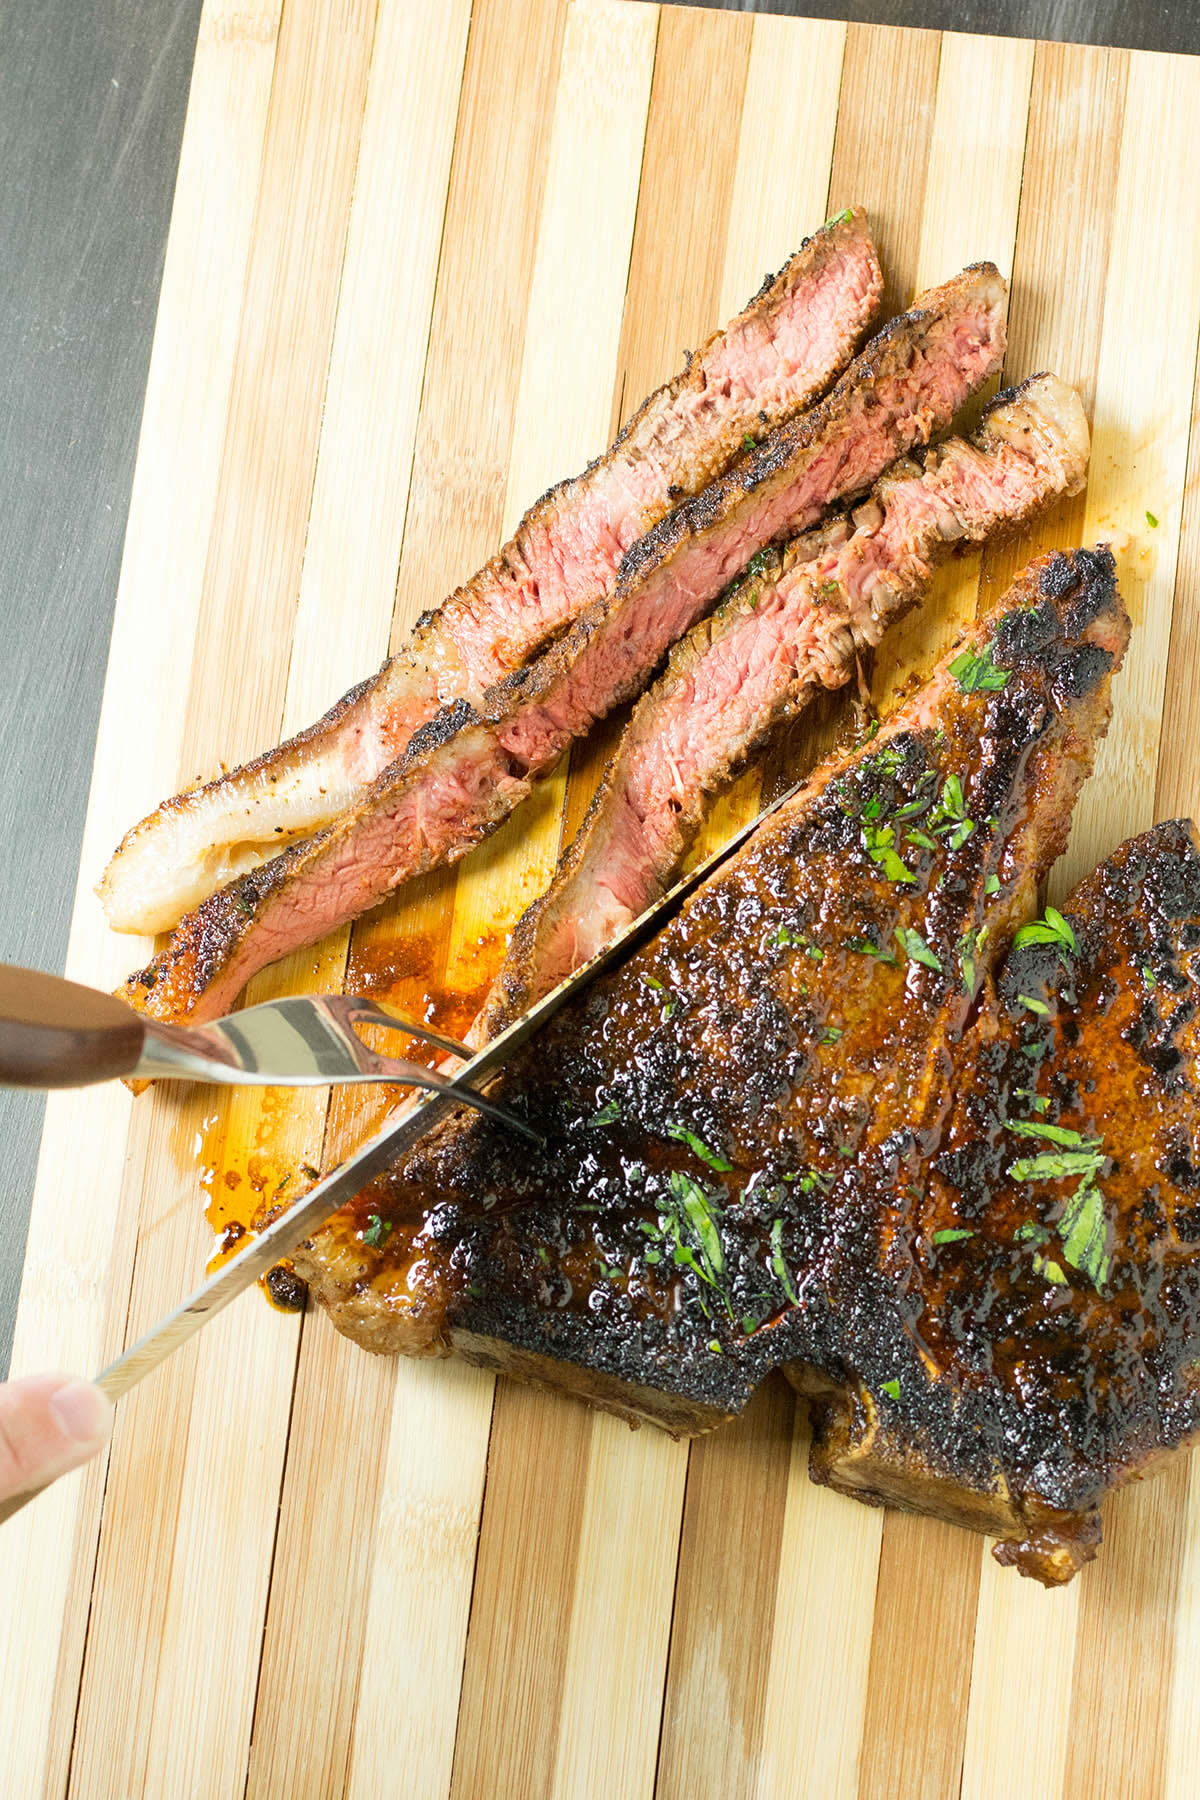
[294,550,1164,1583]
[476,372,1089,1040]
[121,263,1007,1026]
[99,209,882,935]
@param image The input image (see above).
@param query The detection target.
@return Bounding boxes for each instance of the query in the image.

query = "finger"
[0,1374,113,1502]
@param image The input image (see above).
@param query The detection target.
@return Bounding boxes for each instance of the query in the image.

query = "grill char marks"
[476,373,1089,1040]
[292,551,1170,1586]
[119,262,1007,1027]
[99,210,883,936]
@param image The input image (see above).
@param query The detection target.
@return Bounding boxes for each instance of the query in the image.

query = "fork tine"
[336,997,472,1062]
[375,1057,541,1143]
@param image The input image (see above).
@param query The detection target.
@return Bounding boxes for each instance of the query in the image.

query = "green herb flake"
[1007,1120,1100,1150]
[824,206,855,228]
[1009,1149,1106,1183]
[1146,509,1159,528]
[666,1122,733,1172]
[949,639,1010,694]
[1034,1252,1070,1286]
[849,937,899,965]
[864,821,917,885]
[772,924,804,947]
[770,1216,800,1306]
[1018,993,1051,1016]
[1143,964,1157,988]
[746,549,772,580]
[807,944,825,962]
[708,1339,723,1354]
[362,1214,394,1249]
[821,1025,843,1044]
[743,434,757,452]
[1058,1180,1111,1289]
[894,925,943,973]
[1013,906,1077,957]
[959,932,977,994]
[906,828,937,851]
[1014,1222,1049,1242]
[643,1247,661,1264]
[985,873,1001,896]
[880,1379,901,1401]
[932,1227,975,1244]
[587,1098,621,1128]
[667,1169,725,1281]
[742,1314,761,1335]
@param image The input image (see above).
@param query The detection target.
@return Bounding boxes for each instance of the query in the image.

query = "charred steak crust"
[120,263,1007,1027]
[294,551,1178,1584]
[99,210,883,937]
[476,372,1089,1040]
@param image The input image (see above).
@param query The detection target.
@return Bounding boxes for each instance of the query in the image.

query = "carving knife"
[0,770,807,1522]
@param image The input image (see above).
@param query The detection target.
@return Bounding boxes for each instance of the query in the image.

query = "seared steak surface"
[121,263,1006,1026]
[100,210,882,935]
[477,372,1088,1039]
[290,550,1192,1585]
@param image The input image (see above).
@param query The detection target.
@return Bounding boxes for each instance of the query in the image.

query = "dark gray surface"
[0,0,204,1375]
[674,0,1195,55]
[0,0,1194,1381]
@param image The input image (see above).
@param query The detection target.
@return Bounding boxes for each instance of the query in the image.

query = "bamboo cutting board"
[3,2,1200,1794]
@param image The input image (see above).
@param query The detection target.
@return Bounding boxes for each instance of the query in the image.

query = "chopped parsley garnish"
[806,944,825,962]
[931,1227,975,1244]
[1014,1221,1049,1242]
[770,1217,800,1305]
[849,936,899,965]
[906,828,937,851]
[821,1025,843,1044]
[1143,965,1157,988]
[746,549,772,579]
[864,821,916,884]
[641,973,679,1020]
[1007,1124,1111,1293]
[772,924,804,947]
[362,1214,394,1249]
[1146,509,1159,528]
[824,206,855,228]
[743,433,757,452]
[1058,1180,1111,1288]
[985,874,1001,896]
[1013,906,1076,956]
[587,1098,621,1128]
[666,1123,732,1172]
[880,1379,901,1400]
[1034,1253,1069,1286]
[1009,1148,1106,1182]
[1007,1119,1098,1149]
[1018,992,1050,1016]
[949,639,1009,694]
[666,1170,725,1290]
[894,925,942,972]
[708,1339,723,1354]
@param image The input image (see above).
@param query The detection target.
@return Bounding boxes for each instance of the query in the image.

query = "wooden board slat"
[8,5,1200,1795]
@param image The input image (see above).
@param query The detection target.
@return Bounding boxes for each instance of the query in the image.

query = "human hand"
[0,1374,113,1504]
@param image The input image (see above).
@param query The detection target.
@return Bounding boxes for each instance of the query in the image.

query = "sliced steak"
[295,551,1166,1584]
[100,209,883,935]
[477,372,1089,1039]
[121,263,1007,1026]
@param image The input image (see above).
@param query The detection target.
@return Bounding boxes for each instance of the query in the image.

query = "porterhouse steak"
[289,549,1199,1585]
[476,372,1088,1039]
[120,263,1006,1027]
[99,209,882,935]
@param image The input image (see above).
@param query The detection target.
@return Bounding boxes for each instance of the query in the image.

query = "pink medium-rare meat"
[475,373,1090,1037]
[98,209,883,936]
[119,262,1007,1027]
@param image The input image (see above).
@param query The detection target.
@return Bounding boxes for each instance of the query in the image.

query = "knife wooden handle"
[0,964,146,1088]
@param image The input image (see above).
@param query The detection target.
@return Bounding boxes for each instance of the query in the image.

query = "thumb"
[0,1374,113,1502]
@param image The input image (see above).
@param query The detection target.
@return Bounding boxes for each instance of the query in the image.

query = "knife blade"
[0,767,807,1521]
